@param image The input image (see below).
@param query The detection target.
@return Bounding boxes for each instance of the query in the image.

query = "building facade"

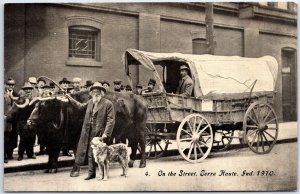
[4,3,297,121]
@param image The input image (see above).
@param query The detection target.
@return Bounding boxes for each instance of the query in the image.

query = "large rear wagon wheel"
[176,114,213,163]
[243,102,279,154]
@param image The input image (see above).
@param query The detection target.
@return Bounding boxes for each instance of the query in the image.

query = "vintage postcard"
[3,2,297,191]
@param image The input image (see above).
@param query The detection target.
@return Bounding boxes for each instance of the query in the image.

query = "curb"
[4,137,297,174]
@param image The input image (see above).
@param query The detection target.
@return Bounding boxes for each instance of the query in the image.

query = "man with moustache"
[67,82,115,180]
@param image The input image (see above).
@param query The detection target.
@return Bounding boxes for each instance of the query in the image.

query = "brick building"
[4,3,297,121]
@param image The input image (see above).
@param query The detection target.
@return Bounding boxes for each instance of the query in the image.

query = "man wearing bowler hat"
[59,77,70,91]
[67,82,115,180]
[84,80,94,91]
[176,65,194,97]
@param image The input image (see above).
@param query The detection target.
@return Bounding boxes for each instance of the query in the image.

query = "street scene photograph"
[3,2,297,191]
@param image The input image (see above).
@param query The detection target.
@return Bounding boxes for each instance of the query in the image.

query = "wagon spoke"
[181,141,192,151]
[265,117,276,125]
[250,131,258,147]
[196,118,203,133]
[246,125,258,129]
[194,143,197,160]
[263,108,272,123]
[248,114,258,125]
[187,142,194,159]
[181,129,192,137]
[187,121,194,132]
[199,141,209,148]
[256,133,261,151]
[248,129,258,137]
[196,142,204,156]
[251,109,260,124]
[180,138,193,142]
[264,130,276,140]
[193,116,197,132]
[148,144,153,157]
[262,132,271,147]
[198,125,209,135]
[154,143,157,157]
[261,133,265,152]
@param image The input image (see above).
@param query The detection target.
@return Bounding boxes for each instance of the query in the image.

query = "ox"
[28,89,147,174]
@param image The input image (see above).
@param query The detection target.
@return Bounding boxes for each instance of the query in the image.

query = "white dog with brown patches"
[90,137,128,181]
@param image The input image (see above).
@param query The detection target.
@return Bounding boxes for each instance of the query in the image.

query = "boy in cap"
[113,79,122,92]
[176,65,194,97]
[143,78,156,93]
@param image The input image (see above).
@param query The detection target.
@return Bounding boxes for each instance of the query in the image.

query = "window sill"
[66,58,102,67]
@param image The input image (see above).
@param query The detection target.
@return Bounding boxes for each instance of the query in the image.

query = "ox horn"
[29,97,42,106]
[14,98,30,109]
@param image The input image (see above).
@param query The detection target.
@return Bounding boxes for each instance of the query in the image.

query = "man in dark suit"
[67,82,115,180]
[4,78,18,162]
[176,65,194,97]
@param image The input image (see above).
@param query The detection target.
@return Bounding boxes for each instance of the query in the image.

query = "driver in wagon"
[176,65,194,97]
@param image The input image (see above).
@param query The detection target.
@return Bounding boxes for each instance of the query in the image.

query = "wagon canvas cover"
[124,49,278,97]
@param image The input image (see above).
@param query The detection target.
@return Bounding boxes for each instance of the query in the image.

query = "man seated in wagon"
[176,64,194,97]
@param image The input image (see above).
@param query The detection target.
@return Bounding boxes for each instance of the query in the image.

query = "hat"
[37,78,46,84]
[59,78,70,85]
[180,65,189,71]
[136,84,143,89]
[6,78,15,85]
[85,80,93,87]
[41,84,51,89]
[148,78,156,85]
[22,82,34,90]
[90,82,106,93]
[49,82,55,89]
[113,79,122,84]
[125,85,132,91]
[28,77,37,84]
[102,80,110,86]
[73,77,82,83]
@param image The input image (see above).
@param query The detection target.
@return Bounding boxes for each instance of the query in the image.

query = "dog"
[91,137,128,181]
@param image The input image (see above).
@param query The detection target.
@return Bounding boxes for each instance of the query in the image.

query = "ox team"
[4,64,193,179]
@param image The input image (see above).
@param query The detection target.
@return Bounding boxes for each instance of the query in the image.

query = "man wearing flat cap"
[28,77,39,98]
[176,65,194,97]
[67,82,115,180]
[113,79,122,92]
[143,78,156,94]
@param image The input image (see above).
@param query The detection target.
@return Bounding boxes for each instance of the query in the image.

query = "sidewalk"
[4,122,297,173]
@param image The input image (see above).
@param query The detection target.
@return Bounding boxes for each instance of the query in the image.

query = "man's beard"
[92,95,101,103]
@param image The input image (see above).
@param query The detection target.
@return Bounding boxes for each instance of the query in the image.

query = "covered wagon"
[123,49,279,163]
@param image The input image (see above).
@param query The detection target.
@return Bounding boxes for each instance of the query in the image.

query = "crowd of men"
[4,64,193,167]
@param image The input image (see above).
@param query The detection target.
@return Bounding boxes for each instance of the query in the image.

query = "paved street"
[4,142,297,191]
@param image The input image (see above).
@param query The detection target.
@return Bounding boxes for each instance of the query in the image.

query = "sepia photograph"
[3,2,297,191]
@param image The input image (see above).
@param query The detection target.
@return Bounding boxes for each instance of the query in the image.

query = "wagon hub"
[258,123,268,131]
[192,133,200,142]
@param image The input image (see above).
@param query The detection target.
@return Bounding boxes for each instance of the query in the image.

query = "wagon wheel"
[212,129,234,151]
[176,114,213,163]
[243,102,279,154]
[142,123,169,159]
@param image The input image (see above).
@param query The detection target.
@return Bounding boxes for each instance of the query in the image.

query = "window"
[66,16,103,67]
[69,27,98,59]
